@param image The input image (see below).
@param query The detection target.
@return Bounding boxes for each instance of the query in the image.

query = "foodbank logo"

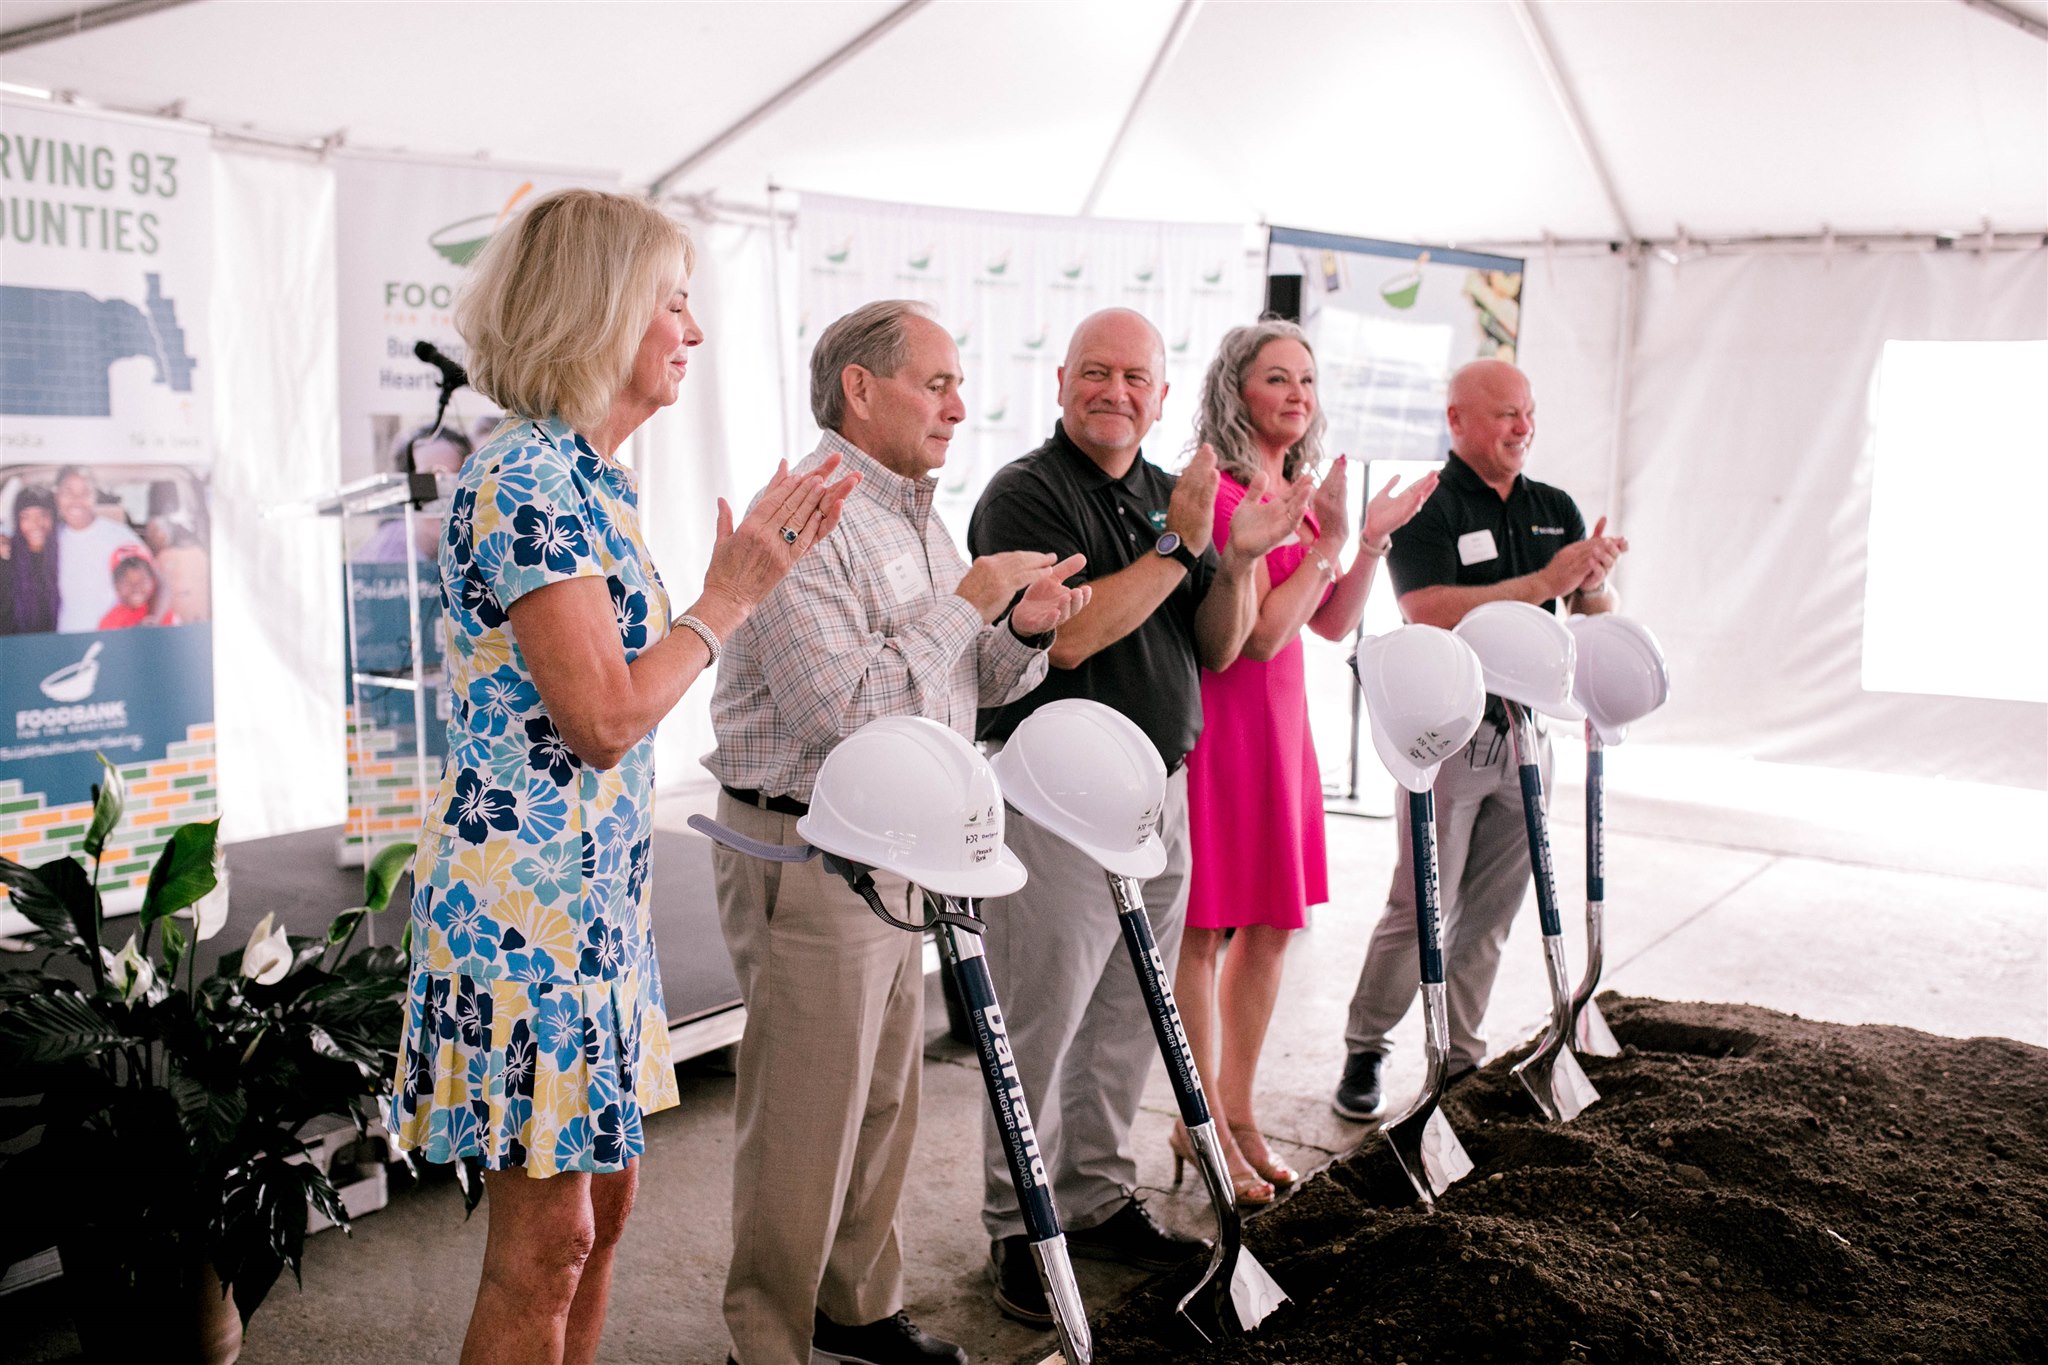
[907,244,935,271]
[985,249,1012,277]
[823,237,853,265]
[426,181,537,267]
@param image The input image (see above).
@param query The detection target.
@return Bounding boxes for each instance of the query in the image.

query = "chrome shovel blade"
[1573,994,1621,1057]
[1229,1248,1289,1332]
[1381,1083,1473,1204]
[1516,1036,1600,1122]
[1388,1101,1474,1203]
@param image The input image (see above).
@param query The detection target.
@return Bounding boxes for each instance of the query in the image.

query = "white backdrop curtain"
[208,145,346,842]
[1610,247,2046,788]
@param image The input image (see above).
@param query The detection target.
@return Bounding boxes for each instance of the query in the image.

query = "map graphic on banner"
[0,97,216,930]
[328,151,614,861]
[0,274,198,416]
[796,193,1258,540]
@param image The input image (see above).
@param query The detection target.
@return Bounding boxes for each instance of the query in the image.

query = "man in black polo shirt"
[1333,356,1627,1120]
[968,307,1311,1324]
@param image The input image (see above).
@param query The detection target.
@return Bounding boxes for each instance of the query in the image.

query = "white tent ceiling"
[2,0,2042,243]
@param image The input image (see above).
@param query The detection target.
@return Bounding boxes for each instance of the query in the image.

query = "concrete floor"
[9,752,2044,1365]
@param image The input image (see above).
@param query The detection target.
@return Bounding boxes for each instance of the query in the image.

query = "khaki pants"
[1344,721,1551,1072]
[714,793,925,1365]
[978,766,1190,1241]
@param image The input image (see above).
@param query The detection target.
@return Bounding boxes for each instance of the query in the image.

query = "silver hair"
[1193,318,1328,485]
[809,299,934,431]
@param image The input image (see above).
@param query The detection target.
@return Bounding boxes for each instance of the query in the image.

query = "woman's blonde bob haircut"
[455,189,695,433]
[1194,318,1329,486]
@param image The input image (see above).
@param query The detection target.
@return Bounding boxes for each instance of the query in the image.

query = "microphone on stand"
[407,341,470,505]
[413,340,469,392]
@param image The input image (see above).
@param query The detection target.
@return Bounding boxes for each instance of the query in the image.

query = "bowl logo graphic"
[824,238,853,265]
[907,245,935,271]
[425,181,537,267]
[1201,262,1224,285]
[40,641,103,703]
[986,250,1011,276]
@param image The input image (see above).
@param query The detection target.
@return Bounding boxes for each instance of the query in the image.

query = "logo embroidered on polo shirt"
[1531,525,1565,535]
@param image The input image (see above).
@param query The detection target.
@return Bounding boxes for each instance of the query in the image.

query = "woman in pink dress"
[1177,320,1436,1201]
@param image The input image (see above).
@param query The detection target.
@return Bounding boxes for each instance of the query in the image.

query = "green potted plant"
[0,755,413,1364]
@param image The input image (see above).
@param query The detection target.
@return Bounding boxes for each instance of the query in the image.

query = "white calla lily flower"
[191,858,231,942]
[240,912,292,985]
[110,934,155,1004]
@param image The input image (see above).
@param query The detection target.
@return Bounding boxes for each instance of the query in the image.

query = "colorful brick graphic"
[340,705,442,860]
[0,725,219,899]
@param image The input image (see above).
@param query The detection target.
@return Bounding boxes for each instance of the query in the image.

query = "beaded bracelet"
[676,613,721,666]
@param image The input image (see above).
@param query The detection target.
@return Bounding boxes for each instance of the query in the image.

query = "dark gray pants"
[978,766,1190,1241]
[1343,721,1551,1072]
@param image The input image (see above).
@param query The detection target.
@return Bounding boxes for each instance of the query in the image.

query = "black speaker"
[1265,274,1303,322]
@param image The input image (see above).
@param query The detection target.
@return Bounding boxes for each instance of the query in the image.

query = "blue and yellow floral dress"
[388,414,679,1177]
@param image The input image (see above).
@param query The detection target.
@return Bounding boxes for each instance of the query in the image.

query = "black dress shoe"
[812,1309,967,1365]
[988,1234,1052,1327]
[1333,1049,1387,1120]
[1066,1197,1209,1271]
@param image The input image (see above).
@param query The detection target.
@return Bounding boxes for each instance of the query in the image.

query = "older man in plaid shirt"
[704,299,1087,1365]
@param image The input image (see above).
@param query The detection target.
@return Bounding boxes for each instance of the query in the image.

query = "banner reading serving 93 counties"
[0,97,216,928]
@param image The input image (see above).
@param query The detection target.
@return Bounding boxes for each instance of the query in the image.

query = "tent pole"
[1507,0,1638,242]
[0,0,197,54]
[766,182,794,459]
[1604,243,1643,544]
[646,0,934,199]
[1079,0,1204,217]
[1955,0,2048,42]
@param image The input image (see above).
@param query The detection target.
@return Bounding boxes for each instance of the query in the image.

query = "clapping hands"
[1361,467,1437,548]
[701,456,860,616]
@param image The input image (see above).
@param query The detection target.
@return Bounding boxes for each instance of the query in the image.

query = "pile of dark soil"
[1088,997,2048,1365]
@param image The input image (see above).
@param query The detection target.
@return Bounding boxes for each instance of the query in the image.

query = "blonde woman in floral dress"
[387,189,855,1365]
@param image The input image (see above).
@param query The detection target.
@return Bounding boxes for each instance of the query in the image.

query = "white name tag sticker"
[1457,529,1499,566]
[880,552,927,604]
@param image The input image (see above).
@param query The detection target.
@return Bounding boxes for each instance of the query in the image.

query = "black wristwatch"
[1153,530,1199,574]
[1008,617,1056,650]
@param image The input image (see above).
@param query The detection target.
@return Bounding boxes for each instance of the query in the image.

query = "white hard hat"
[990,699,1167,878]
[1352,626,1488,793]
[1453,600,1585,722]
[797,716,1027,899]
[1570,614,1671,744]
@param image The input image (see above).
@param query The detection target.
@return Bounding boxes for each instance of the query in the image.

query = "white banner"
[331,150,617,484]
[795,193,1258,538]
[1,98,217,925]
[1,98,212,460]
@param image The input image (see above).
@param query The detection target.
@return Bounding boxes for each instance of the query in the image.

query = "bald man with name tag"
[1332,359,1629,1122]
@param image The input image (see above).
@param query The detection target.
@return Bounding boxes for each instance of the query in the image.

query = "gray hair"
[810,299,934,431]
[1194,318,1329,485]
